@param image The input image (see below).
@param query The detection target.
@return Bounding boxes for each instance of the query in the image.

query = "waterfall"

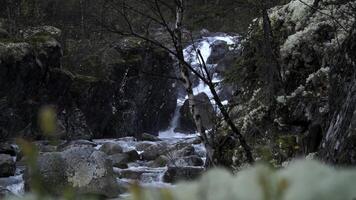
[159,33,240,137]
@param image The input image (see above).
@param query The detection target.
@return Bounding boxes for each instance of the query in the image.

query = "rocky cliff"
[0,26,177,140]
[224,0,356,167]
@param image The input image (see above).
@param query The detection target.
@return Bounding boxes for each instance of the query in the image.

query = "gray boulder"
[99,142,123,155]
[168,155,204,167]
[0,154,15,177]
[175,93,215,133]
[108,153,129,169]
[26,147,122,198]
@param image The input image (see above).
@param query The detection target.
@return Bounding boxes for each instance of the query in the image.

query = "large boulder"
[175,93,215,133]
[0,154,15,177]
[107,153,129,169]
[26,147,121,198]
[207,40,229,64]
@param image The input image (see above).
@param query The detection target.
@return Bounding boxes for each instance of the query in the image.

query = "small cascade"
[159,33,240,136]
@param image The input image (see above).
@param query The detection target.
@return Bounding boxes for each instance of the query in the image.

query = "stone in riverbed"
[99,142,123,155]
[163,166,204,183]
[0,154,15,177]
[25,146,122,198]
[175,93,215,134]
[126,150,140,162]
[0,143,18,157]
[139,133,162,142]
[168,155,204,167]
[108,153,129,169]
[207,40,229,64]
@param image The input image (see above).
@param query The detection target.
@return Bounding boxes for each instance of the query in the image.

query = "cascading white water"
[159,33,240,136]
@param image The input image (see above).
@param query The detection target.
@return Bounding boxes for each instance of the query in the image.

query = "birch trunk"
[174,0,215,166]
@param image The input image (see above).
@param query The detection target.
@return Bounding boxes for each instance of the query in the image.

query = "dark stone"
[139,133,161,142]
[163,166,204,183]
[108,153,129,169]
[207,40,229,64]
[0,154,15,177]
[0,143,18,157]
[175,93,215,134]
[126,150,140,162]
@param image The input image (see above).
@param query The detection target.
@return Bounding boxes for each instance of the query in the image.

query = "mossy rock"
[70,75,99,97]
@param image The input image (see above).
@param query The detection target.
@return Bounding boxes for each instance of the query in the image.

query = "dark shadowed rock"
[163,166,204,183]
[207,40,229,64]
[0,143,18,157]
[175,92,215,133]
[126,150,140,162]
[108,153,129,169]
[0,154,15,177]
[139,133,162,142]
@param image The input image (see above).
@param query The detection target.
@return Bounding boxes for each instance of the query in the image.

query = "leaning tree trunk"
[173,0,215,166]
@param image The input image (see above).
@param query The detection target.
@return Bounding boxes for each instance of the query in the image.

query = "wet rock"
[0,186,12,198]
[57,140,97,151]
[139,133,162,142]
[99,142,123,155]
[207,40,229,64]
[0,154,15,177]
[108,153,129,169]
[150,155,169,167]
[163,166,204,183]
[104,37,178,136]
[135,142,155,151]
[0,143,18,157]
[168,155,204,167]
[140,143,169,161]
[175,93,215,134]
[176,146,196,157]
[126,150,140,162]
[26,146,122,197]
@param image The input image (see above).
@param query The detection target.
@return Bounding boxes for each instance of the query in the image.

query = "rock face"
[175,93,215,133]
[104,38,177,136]
[223,0,356,167]
[0,27,177,140]
[26,147,121,198]
[0,154,15,177]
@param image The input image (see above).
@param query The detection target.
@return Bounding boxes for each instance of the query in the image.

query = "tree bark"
[174,0,215,165]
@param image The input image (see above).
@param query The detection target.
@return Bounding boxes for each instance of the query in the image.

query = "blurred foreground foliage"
[6,160,356,200]
[121,160,356,200]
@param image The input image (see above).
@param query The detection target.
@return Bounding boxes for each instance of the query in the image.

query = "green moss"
[0,37,24,44]
[25,33,53,46]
